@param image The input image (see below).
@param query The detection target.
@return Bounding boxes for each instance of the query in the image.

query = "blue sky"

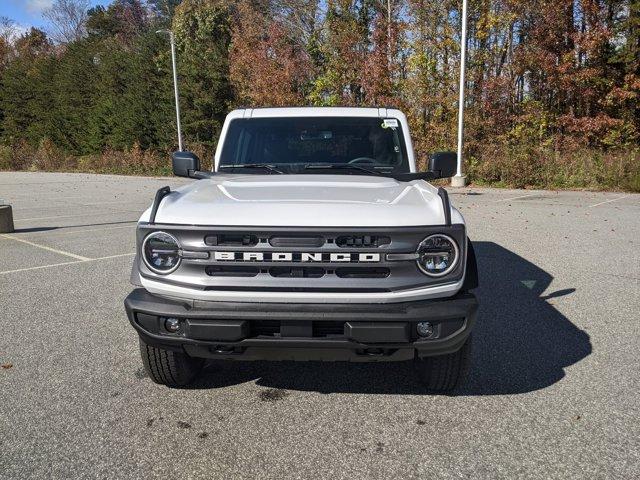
[1,0,110,30]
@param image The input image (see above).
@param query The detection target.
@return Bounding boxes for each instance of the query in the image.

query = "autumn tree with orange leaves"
[230,0,314,106]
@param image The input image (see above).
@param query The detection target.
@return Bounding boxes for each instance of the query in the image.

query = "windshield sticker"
[382,119,398,129]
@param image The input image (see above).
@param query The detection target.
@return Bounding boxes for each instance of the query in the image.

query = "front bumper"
[124,289,478,362]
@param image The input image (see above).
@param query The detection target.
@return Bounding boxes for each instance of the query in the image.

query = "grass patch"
[1,140,638,192]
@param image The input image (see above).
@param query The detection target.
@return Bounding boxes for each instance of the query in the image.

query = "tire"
[415,335,472,392]
[139,338,204,387]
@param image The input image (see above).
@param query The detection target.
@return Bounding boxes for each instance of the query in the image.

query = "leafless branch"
[43,0,90,44]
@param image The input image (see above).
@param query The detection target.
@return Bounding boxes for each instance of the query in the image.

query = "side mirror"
[172,151,200,178]
[428,151,457,179]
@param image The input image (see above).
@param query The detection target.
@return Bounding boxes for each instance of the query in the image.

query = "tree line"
[0,0,638,190]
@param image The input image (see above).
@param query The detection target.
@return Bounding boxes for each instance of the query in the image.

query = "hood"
[142,174,459,227]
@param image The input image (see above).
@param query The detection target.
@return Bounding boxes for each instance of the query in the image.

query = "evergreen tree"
[50,38,98,153]
[172,0,233,147]
[0,29,56,145]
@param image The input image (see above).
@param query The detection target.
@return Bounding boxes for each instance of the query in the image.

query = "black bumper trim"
[124,288,478,361]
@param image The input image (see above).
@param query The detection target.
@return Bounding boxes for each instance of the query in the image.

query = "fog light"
[417,322,435,338]
[164,317,181,333]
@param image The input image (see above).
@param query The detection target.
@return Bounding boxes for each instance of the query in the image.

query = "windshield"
[218,117,410,174]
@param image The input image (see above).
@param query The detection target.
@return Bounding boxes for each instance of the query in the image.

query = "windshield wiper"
[304,164,386,177]
[219,163,284,174]
[304,164,438,182]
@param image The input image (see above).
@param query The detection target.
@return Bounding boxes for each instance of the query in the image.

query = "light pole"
[387,0,391,61]
[452,0,468,187]
[156,29,184,152]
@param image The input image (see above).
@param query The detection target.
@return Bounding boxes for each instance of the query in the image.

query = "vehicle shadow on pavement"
[13,220,136,234]
[457,241,592,395]
[190,241,592,395]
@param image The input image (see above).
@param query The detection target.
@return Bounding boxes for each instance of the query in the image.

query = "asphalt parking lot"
[1,171,639,479]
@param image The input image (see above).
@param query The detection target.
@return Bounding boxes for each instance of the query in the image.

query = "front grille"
[139,224,467,294]
[206,266,390,279]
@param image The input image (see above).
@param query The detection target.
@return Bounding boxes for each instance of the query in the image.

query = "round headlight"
[416,234,459,277]
[142,231,181,274]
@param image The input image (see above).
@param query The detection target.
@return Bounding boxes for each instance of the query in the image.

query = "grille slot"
[250,320,345,337]
[206,266,260,277]
[250,320,281,337]
[313,321,345,337]
[269,236,325,248]
[205,234,258,247]
[269,267,325,278]
[336,235,390,248]
[335,267,390,278]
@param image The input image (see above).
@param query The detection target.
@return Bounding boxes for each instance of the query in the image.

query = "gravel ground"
[0,171,638,479]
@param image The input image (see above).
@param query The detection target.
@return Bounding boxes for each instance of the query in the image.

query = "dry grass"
[0,140,172,176]
[467,144,640,192]
[1,140,638,192]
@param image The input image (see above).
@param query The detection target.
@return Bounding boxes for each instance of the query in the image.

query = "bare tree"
[43,0,90,44]
[0,17,18,66]
[269,0,321,44]
[0,16,18,42]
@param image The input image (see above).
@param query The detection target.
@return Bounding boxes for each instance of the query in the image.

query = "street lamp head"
[156,29,176,46]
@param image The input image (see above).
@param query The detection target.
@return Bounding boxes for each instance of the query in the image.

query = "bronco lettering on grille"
[213,252,381,263]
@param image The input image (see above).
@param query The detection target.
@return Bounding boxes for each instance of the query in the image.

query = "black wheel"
[139,338,204,387]
[415,335,472,392]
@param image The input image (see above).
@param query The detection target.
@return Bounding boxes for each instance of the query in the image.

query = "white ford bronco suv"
[125,107,478,391]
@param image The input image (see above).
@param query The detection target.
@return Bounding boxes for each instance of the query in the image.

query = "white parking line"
[493,193,538,203]
[0,234,91,261]
[587,195,629,208]
[0,252,135,275]
[95,252,136,260]
[12,201,144,212]
[78,200,144,206]
[3,194,142,201]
